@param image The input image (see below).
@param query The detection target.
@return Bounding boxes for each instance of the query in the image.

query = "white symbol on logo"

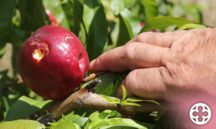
[189,103,211,125]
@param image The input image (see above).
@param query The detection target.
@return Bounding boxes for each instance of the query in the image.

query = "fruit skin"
[17,25,89,100]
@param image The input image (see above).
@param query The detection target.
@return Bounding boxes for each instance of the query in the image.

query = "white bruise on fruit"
[32,48,45,62]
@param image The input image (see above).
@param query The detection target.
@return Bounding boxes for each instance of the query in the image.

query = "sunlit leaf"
[120,101,140,106]
[100,94,120,104]
[178,23,206,30]
[87,110,112,128]
[141,0,159,21]
[116,12,133,47]
[121,85,127,102]
[73,117,89,127]
[43,0,70,29]
[109,110,122,117]
[0,45,6,59]
[140,16,193,32]
[126,97,161,106]
[0,120,45,129]
[5,96,52,121]
[91,118,147,129]
[123,0,136,8]
[89,111,100,121]
[58,111,82,123]
[110,0,124,15]
[120,8,142,36]
[53,120,80,129]
[126,97,147,102]
[83,0,108,61]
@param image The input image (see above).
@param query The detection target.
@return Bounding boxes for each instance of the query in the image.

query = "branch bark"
[48,85,171,120]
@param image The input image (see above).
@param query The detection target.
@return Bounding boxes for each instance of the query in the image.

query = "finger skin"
[128,30,188,47]
[90,43,168,72]
[116,68,167,100]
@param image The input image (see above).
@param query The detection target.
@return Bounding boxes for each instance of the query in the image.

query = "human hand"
[90,28,216,102]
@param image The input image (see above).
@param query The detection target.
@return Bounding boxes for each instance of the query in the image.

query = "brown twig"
[48,83,171,121]
[82,72,108,82]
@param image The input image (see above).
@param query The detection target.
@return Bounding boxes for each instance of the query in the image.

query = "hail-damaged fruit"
[17,25,89,100]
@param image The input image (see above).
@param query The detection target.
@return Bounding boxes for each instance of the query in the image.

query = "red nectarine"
[17,25,89,100]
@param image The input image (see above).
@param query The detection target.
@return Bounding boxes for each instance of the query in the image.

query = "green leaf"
[91,118,147,129]
[141,0,159,21]
[109,110,122,117]
[116,11,133,47]
[73,117,89,127]
[123,0,136,8]
[87,110,112,128]
[62,114,66,120]
[126,97,160,106]
[18,0,49,32]
[101,83,116,96]
[43,0,70,29]
[120,8,142,36]
[125,97,161,107]
[178,23,206,30]
[0,44,6,59]
[89,111,100,121]
[95,73,118,94]
[53,120,80,129]
[110,0,124,15]
[121,85,127,102]
[100,94,120,104]
[80,22,87,47]
[61,1,74,31]
[0,120,45,129]
[83,0,108,61]
[140,16,193,32]
[120,101,140,106]
[5,96,52,121]
[67,0,84,36]
[0,0,16,47]
[58,111,82,123]
[126,97,147,102]
[80,80,89,89]
[110,78,123,97]
[3,97,9,115]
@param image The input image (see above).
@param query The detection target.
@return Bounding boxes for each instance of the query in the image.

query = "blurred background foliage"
[0,0,210,123]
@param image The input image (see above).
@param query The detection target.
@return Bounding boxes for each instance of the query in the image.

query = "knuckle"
[162,57,193,87]
[97,54,104,63]
[123,43,138,61]
[188,28,212,37]
[136,32,154,42]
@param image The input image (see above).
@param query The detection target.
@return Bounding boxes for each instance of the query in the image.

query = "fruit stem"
[82,72,108,82]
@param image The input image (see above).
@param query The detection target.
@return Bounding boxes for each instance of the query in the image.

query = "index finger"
[90,42,168,72]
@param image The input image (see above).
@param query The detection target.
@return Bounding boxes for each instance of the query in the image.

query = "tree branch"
[48,85,171,120]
